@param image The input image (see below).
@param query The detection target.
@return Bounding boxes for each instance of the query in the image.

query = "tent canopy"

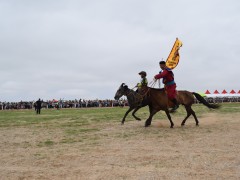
[205,90,211,94]
[222,90,227,94]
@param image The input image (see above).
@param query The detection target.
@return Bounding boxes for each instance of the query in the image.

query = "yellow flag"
[166,38,183,69]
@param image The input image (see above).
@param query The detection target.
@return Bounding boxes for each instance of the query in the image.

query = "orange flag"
[166,38,183,69]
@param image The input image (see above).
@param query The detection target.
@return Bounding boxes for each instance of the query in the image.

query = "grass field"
[1,102,239,127]
[0,103,240,179]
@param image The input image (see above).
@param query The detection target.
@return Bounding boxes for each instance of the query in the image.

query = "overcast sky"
[0,0,239,101]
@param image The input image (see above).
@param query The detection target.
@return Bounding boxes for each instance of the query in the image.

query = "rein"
[148,80,157,88]
[126,80,157,103]
[140,80,157,98]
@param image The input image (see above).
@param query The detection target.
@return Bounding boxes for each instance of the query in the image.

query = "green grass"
[0,103,239,127]
[0,108,121,127]
[0,103,239,147]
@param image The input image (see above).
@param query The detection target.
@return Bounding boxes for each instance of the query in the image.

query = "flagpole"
[159,58,163,88]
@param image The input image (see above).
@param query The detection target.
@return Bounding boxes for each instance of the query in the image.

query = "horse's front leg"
[145,116,152,127]
[132,106,142,121]
[145,107,158,127]
[121,107,134,125]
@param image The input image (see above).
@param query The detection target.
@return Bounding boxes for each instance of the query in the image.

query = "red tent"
[230,90,236,94]
[205,90,211,94]
[213,90,219,94]
[52,99,58,103]
[222,89,227,94]
[238,90,240,94]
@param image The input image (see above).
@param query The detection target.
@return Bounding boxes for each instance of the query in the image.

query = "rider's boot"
[170,98,179,112]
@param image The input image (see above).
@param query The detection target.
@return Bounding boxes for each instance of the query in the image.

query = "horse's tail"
[192,92,220,109]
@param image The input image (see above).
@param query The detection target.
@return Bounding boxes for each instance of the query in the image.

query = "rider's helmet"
[138,71,147,76]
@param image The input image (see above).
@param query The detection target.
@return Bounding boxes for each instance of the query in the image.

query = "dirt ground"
[0,112,240,180]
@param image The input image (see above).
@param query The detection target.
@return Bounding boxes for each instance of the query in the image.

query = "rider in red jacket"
[154,61,179,112]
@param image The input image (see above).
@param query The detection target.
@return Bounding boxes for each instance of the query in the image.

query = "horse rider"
[136,71,148,93]
[154,61,179,112]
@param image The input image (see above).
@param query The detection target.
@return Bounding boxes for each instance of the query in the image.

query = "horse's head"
[114,83,129,100]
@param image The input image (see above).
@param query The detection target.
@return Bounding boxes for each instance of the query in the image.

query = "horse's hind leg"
[190,107,199,126]
[181,106,192,126]
[122,107,134,125]
[181,105,199,126]
[132,106,141,121]
[165,110,174,128]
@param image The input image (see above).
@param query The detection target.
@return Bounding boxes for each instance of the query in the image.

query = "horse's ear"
[121,83,125,87]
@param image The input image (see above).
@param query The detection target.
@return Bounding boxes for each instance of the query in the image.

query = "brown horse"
[114,83,220,128]
[114,83,149,124]
[145,88,220,127]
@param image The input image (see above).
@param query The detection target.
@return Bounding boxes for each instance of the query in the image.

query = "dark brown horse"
[114,83,149,124]
[114,83,220,128]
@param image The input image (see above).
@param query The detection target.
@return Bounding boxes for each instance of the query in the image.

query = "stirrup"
[170,105,179,113]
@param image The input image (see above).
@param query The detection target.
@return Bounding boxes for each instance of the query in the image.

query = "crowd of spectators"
[204,96,240,103]
[0,99,128,110]
[194,96,240,104]
[0,96,240,110]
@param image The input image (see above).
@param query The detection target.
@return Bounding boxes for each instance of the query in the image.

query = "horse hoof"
[196,124,199,127]
[136,118,141,121]
[145,123,151,127]
[181,124,185,126]
[121,122,124,125]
